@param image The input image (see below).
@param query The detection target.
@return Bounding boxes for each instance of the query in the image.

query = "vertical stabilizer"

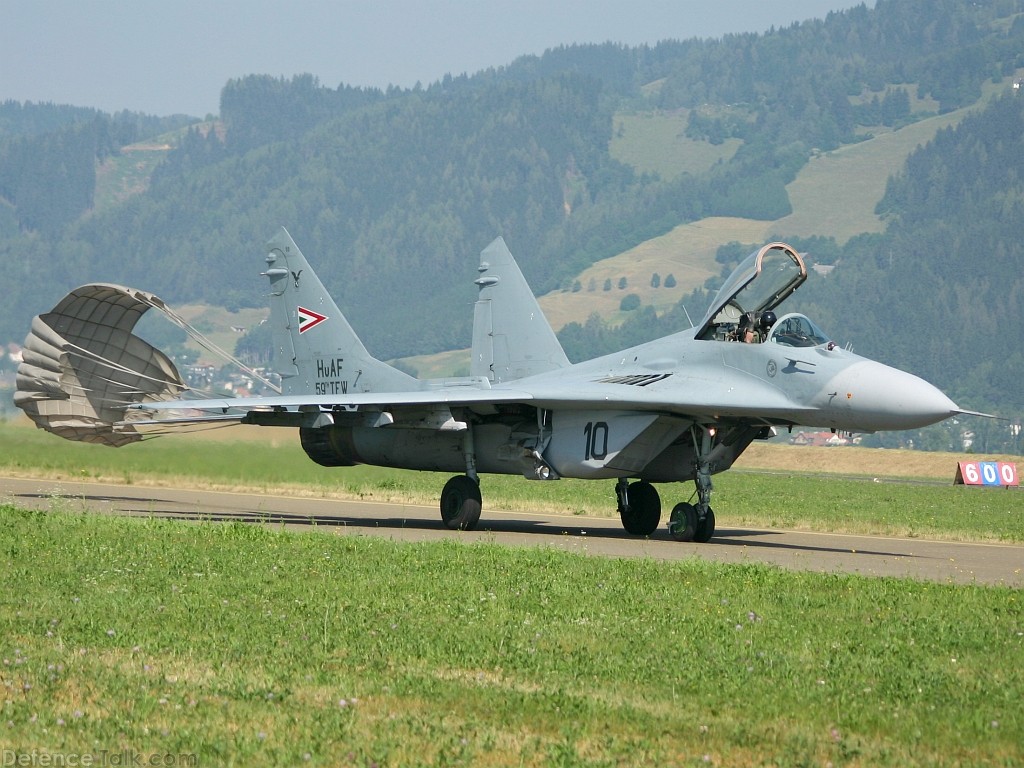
[263,228,419,395]
[471,237,570,383]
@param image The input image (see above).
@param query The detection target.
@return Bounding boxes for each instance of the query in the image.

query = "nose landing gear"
[668,425,717,542]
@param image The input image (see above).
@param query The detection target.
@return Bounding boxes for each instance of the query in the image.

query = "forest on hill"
[562,89,1024,451]
[1,0,1023,450]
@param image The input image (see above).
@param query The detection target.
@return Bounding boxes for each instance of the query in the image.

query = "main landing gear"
[616,425,718,543]
[440,423,483,531]
[436,422,718,541]
[440,475,482,531]
[615,477,715,542]
[616,479,661,536]
[438,472,716,541]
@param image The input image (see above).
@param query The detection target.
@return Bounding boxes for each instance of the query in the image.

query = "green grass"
[1,506,1021,766]
[776,109,974,244]
[610,112,741,180]
[609,79,1018,253]
[93,124,212,215]
[2,424,1022,764]
[2,422,1022,543]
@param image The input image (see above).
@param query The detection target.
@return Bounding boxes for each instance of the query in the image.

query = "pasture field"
[530,79,1020,335]
[1,504,1022,767]
[1,421,1021,543]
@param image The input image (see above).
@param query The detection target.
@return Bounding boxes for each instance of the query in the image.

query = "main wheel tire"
[694,507,716,543]
[440,475,482,531]
[619,481,661,536]
[668,502,698,542]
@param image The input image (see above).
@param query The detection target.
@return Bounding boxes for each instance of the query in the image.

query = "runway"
[3,475,1021,587]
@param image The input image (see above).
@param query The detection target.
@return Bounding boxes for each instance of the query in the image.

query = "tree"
[620,293,641,311]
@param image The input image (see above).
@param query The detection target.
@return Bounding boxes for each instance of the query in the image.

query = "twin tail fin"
[263,228,418,395]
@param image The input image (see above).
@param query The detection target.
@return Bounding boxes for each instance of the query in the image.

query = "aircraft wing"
[129,373,815,427]
[129,388,536,415]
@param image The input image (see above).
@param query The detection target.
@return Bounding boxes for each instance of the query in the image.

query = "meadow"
[1,420,1022,765]
[1,421,1021,543]
[1,504,1021,767]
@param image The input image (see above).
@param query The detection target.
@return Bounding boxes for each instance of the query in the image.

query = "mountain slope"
[1,0,1022,438]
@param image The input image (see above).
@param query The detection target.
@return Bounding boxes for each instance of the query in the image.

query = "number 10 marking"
[584,421,609,461]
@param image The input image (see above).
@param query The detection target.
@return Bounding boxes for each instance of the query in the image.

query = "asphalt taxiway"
[2,476,1020,587]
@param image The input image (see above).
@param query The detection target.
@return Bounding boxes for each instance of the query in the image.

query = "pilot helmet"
[759,310,777,331]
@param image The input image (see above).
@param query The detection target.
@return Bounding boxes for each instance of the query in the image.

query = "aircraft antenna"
[681,304,694,329]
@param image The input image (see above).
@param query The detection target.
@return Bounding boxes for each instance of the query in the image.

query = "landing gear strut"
[668,426,717,543]
[439,421,482,531]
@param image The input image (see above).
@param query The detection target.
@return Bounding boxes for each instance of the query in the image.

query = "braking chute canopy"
[15,284,190,446]
[15,283,278,446]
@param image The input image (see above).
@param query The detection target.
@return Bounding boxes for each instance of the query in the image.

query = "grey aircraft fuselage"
[18,233,968,543]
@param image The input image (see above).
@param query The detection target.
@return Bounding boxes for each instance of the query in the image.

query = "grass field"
[775,104,986,245]
[1,420,1021,543]
[2,420,1023,765]
[526,80,1019,337]
[609,111,741,181]
[1,504,1021,767]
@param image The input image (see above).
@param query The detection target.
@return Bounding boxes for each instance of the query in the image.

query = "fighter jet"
[15,228,970,542]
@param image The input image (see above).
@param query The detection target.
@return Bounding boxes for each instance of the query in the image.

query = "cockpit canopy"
[696,242,807,341]
[767,313,831,347]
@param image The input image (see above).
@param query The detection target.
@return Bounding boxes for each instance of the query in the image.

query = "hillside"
[533,75,1014,332]
[2,0,1024,453]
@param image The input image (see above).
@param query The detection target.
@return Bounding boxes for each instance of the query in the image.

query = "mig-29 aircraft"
[16,229,970,542]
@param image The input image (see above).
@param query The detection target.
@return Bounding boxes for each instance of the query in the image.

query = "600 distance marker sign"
[954,461,1019,487]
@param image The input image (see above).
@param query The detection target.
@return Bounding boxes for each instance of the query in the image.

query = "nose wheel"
[667,425,718,542]
[668,502,715,542]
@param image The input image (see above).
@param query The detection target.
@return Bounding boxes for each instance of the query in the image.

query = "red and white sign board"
[954,461,1019,487]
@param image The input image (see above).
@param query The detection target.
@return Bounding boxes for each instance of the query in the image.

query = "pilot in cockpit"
[734,312,757,343]
[733,310,776,343]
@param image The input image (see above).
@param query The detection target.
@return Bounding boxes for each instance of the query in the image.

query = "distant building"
[790,430,858,447]
[811,263,836,277]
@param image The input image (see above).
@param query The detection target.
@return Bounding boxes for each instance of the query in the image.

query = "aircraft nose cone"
[830,362,959,431]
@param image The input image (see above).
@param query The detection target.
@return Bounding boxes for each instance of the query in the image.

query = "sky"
[2,0,866,117]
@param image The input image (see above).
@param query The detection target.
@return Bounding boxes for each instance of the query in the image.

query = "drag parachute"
[15,284,275,446]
